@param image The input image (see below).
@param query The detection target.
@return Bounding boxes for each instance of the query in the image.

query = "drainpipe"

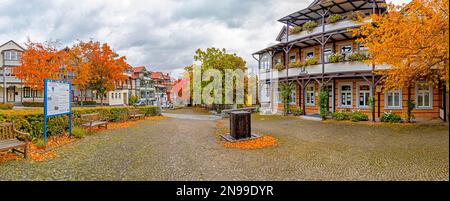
[2,52,5,103]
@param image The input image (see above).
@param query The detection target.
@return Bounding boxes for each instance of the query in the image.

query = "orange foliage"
[81,41,129,103]
[353,0,449,89]
[223,135,278,149]
[13,40,64,91]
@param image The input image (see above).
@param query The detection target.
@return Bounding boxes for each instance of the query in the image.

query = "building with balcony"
[132,66,156,105]
[0,40,41,104]
[150,71,173,107]
[253,0,448,121]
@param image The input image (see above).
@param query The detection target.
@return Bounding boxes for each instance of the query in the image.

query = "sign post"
[43,79,72,143]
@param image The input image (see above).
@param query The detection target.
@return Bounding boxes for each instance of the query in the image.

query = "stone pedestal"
[230,111,251,139]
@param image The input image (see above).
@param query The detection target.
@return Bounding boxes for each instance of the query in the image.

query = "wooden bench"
[80,113,108,131]
[128,108,145,120]
[0,122,30,158]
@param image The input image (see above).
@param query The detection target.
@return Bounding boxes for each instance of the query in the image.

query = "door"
[324,84,333,112]
[7,86,15,102]
[123,92,128,105]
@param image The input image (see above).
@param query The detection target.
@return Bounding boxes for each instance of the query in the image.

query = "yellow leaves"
[354,0,449,89]
[223,135,278,150]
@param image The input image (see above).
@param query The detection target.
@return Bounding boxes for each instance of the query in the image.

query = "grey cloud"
[0,0,318,77]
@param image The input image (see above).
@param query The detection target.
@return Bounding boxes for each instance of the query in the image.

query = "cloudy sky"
[0,0,410,78]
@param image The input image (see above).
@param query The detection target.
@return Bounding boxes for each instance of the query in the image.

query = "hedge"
[0,103,13,110]
[22,102,44,107]
[0,106,161,140]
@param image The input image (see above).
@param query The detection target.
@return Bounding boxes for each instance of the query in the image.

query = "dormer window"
[4,50,21,61]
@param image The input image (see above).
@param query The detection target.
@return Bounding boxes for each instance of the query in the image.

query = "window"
[291,87,296,104]
[358,43,368,55]
[3,50,20,61]
[340,44,353,59]
[261,56,270,71]
[323,47,332,63]
[23,87,31,98]
[385,90,402,109]
[358,83,371,108]
[111,93,114,99]
[118,93,121,99]
[416,82,432,108]
[340,84,352,108]
[289,53,296,63]
[277,87,282,103]
[305,84,315,106]
[265,84,270,97]
[305,50,314,60]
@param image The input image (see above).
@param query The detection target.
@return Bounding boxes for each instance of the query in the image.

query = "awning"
[278,0,387,26]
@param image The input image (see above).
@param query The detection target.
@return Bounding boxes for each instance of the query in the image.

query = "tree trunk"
[80,90,84,106]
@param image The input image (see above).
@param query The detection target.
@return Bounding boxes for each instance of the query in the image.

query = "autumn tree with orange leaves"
[13,40,64,102]
[354,0,449,122]
[61,41,92,105]
[16,40,129,104]
[80,41,128,104]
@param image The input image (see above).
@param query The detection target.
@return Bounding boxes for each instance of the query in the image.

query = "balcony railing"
[283,19,370,43]
[259,61,389,80]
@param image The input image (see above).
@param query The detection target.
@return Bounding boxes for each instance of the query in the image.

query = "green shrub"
[290,26,302,34]
[303,21,318,32]
[129,95,138,105]
[304,57,319,66]
[274,63,285,71]
[318,89,329,119]
[75,101,97,106]
[327,53,345,63]
[22,102,44,107]
[351,110,369,122]
[288,61,303,68]
[0,106,161,140]
[347,52,368,61]
[332,110,351,120]
[327,14,343,23]
[380,112,403,123]
[347,11,366,22]
[0,103,13,110]
[72,126,86,138]
[406,99,415,123]
[293,108,304,116]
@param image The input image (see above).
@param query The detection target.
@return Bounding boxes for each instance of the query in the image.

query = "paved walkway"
[0,110,448,181]
[162,113,221,121]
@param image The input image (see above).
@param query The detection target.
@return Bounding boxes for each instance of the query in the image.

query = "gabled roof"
[0,40,25,51]
[133,66,146,73]
[150,71,163,79]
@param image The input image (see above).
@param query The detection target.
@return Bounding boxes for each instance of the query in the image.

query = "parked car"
[161,102,173,109]
[134,100,147,106]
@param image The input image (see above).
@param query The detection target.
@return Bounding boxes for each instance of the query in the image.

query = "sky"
[0,0,411,78]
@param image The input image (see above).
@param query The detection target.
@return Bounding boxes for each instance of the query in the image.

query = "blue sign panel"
[43,79,72,143]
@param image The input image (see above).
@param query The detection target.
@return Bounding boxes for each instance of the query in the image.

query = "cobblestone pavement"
[0,110,448,181]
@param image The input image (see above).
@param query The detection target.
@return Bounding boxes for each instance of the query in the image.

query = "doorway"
[324,84,334,112]
[7,86,15,102]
